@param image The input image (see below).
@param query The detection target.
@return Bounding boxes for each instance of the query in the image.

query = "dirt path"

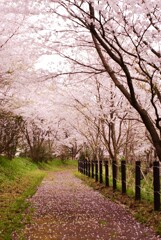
[21,170,160,240]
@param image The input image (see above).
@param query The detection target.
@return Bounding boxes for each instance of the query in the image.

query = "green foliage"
[37,158,78,171]
[120,155,125,161]
[78,151,86,161]
[30,144,54,163]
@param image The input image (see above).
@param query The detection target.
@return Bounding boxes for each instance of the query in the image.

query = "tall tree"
[50,0,161,161]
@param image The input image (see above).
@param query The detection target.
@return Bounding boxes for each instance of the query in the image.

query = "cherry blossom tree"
[45,0,161,161]
[0,0,159,164]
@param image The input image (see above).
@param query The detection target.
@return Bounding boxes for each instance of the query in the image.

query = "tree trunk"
[91,34,161,161]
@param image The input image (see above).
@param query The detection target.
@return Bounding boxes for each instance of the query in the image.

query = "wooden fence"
[78,159,161,211]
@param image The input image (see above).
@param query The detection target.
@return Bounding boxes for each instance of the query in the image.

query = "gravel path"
[23,170,161,240]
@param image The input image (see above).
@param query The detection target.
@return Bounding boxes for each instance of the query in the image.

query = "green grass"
[101,163,154,202]
[0,157,45,240]
[0,157,78,240]
[37,158,78,171]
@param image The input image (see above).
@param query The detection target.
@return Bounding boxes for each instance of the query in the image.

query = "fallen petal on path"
[21,171,161,240]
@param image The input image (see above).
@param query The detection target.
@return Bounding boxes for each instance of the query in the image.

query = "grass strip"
[0,157,45,240]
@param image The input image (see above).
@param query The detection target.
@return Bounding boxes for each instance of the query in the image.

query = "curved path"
[23,170,160,240]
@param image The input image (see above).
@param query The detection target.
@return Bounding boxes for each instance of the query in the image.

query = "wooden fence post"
[95,160,98,182]
[78,160,80,172]
[99,160,103,183]
[105,160,109,187]
[112,160,117,191]
[135,161,141,200]
[86,160,88,176]
[84,160,86,175]
[81,160,83,173]
[83,160,85,174]
[88,161,91,177]
[121,160,126,194]
[153,161,160,211]
[92,160,94,178]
